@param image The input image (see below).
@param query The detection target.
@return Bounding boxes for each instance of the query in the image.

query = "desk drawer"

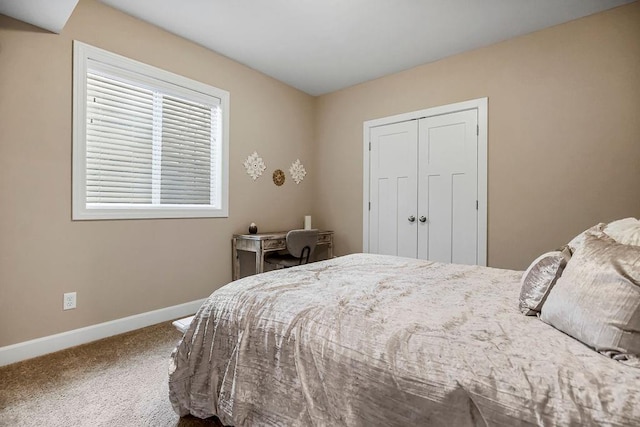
[318,233,332,244]
[264,238,286,251]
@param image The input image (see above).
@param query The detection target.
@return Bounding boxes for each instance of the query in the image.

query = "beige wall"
[313,2,640,270]
[0,0,316,346]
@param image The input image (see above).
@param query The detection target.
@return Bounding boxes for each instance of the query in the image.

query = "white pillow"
[604,217,640,246]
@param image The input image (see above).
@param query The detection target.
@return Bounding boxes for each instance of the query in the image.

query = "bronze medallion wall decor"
[272,169,285,186]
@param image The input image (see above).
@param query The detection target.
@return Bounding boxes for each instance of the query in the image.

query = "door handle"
[419,216,427,223]
[408,215,416,223]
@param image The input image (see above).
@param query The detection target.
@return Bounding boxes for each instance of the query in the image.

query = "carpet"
[0,322,224,427]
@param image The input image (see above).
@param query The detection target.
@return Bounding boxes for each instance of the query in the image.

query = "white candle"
[304,215,312,230]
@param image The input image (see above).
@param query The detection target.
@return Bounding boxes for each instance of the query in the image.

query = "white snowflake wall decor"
[289,159,307,184]
[243,152,266,180]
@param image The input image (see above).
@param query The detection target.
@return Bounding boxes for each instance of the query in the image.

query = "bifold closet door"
[369,120,418,258]
[417,110,478,264]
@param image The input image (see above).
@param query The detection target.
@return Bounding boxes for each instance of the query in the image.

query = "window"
[72,41,229,220]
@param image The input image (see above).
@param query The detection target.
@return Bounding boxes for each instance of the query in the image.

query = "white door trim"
[362,97,488,266]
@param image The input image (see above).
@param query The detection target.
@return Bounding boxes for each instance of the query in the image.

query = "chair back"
[285,229,318,264]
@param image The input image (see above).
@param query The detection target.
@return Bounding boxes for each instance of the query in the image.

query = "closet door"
[417,110,478,264]
[369,121,418,258]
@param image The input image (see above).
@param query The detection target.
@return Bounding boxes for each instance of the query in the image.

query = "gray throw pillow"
[541,231,640,365]
[518,249,570,315]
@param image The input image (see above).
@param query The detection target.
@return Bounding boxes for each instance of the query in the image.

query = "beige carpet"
[0,322,225,427]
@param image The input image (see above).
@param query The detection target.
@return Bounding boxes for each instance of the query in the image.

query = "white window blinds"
[86,71,220,206]
[86,72,154,204]
[73,41,229,220]
[160,95,217,205]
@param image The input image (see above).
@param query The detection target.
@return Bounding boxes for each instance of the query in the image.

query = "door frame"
[362,97,488,266]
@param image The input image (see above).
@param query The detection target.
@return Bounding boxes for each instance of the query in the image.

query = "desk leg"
[232,237,240,281]
[328,239,334,259]
[256,242,265,274]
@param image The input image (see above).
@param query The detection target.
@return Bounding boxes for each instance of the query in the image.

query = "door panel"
[426,173,450,262]
[418,110,478,264]
[376,178,395,255]
[369,121,418,258]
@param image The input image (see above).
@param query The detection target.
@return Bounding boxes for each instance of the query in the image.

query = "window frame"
[72,41,229,220]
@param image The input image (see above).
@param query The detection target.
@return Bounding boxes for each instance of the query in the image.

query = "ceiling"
[0,0,78,33]
[1,0,634,95]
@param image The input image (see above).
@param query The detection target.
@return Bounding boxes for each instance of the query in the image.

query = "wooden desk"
[232,230,334,280]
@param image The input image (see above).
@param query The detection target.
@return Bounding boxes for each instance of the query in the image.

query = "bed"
[168,253,640,426]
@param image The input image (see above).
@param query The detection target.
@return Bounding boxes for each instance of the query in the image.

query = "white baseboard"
[0,298,206,367]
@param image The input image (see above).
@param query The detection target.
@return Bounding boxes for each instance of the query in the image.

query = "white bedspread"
[169,254,640,426]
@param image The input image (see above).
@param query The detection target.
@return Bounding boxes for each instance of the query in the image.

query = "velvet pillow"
[605,217,640,246]
[541,231,640,366]
[567,222,606,254]
[518,249,570,315]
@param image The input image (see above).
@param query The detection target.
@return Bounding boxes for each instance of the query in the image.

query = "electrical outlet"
[63,292,77,310]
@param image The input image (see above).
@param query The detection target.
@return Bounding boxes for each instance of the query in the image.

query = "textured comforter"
[169,254,640,426]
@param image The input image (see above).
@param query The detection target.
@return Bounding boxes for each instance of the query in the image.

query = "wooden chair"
[265,229,318,268]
